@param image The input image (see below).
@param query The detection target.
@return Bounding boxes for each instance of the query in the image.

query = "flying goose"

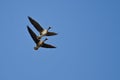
[28,16,57,39]
[27,26,56,50]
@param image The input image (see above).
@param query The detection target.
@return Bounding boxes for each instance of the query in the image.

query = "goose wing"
[27,26,39,44]
[28,16,44,34]
[46,32,58,36]
[42,43,56,48]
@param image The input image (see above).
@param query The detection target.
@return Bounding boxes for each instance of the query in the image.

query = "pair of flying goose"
[27,16,57,50]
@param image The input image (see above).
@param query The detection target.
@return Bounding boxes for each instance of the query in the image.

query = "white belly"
[41,30,47,35]
[38,41,43,46]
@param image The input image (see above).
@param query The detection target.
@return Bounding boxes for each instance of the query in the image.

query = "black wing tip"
[28,16,31,19]
[53,46,56,48]
[48,46,56,48]
[27,25,30,30]
[28,16,33,21]
[27,25,32,31]
[27,25,29,28]
[42,43,57,48]
[54,33,58,35]
[52,32,58,35]
[27,16,29,18]
[50,45,56,48]
[27,25,39,44]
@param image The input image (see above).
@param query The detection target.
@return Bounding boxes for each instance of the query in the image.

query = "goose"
[28,16,57,39]
[27,26,56,50]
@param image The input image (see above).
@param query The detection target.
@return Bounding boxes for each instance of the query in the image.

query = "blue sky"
[0,0,120,80]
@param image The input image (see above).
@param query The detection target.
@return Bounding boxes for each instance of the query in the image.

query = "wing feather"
[46,32,58,36]
[42,43,56,48]
[27,26,39,44]
[28,16,44,33]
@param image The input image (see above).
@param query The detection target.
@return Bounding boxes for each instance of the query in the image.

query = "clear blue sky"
[0,0,120,80]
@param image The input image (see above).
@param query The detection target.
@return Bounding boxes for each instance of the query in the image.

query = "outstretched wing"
[27,26,39,44]
[46,32,58,36]
[28,16,44,33]
[42,43,56,48]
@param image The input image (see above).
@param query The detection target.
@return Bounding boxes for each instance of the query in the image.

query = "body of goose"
[28,16,57,39]
[27,26,56,50]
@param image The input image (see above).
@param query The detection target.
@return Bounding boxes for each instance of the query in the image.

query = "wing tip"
[55,33,58,35]
[28,16,32,21]
[27,25,30,30]
[50,45,57,48]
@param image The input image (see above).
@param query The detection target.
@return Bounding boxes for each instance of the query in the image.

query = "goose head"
[43,38,48,42]
[34,47,38,50]
[47,26,51,31]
